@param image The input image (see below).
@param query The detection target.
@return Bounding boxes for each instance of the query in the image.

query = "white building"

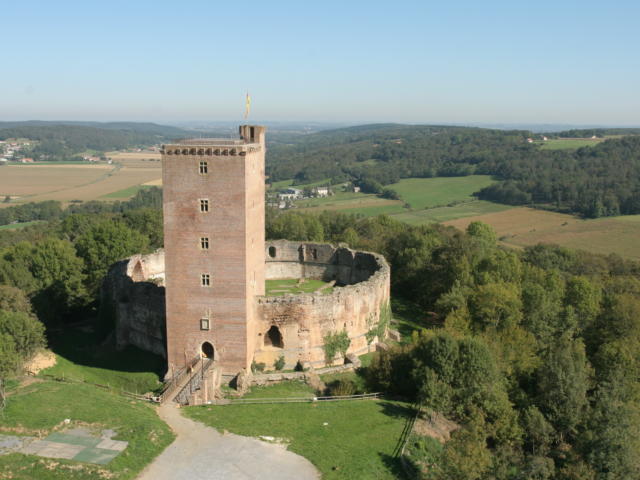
[314,186,330,197]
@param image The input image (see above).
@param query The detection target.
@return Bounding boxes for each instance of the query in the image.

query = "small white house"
[314,186,330,197]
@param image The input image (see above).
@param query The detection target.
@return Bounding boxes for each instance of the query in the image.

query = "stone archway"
[201,341,214,359]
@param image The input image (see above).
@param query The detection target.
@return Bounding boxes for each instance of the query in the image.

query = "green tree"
[536,335,590,437]
[469,281,523,331]
[0,310,45,360]
[75,219,149,292]
[0,285,34,315]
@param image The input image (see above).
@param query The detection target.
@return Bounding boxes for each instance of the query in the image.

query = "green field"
[186,392,413,479]
[387,175,496,209]
[295,175,507,223]
[265,278,333,296]
[538,138,603,150]
[42,327,165,393]
[389,200,512,224]
[0,220,44,230]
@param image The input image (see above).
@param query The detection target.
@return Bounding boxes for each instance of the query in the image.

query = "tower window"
[199,161,208,174]
[200,318,210,330]
[201,274,210,286]
[199,199,209,212]
[200,237,209,250]
[268,246,276,258]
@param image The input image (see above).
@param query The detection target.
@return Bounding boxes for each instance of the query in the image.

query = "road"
[137,402,320,480]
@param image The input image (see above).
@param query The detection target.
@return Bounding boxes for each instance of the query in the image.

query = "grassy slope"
[42,328,165,394]
[446,208,640,261]
[0,381,173,480]
[186,397,412,479]
[295,175,508,223]
[101,184,153,199]
[538,138,603,150]
[388,175,496,209]
[390,200,511,224]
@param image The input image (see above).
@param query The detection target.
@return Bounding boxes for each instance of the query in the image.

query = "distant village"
[268,183,361,209]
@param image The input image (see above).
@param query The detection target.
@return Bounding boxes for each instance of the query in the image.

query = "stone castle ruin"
[103,125,391,385]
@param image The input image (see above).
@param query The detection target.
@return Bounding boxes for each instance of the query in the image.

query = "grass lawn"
[0,381,173,480]
[0,220,45,230]
[185,394,413,479]
[243,380,316,399]
[265,278,333,296]
[538,138,603,150]
[387,175,496,209]
[42,325,165,394]
[101,184,153,199]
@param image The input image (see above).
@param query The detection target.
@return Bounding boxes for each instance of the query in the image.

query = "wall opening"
[201,341,214,359]
[131,261,144,282]
[268,246,276,258]
[264,325,283,348]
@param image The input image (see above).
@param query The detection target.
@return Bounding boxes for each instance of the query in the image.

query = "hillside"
[0,122,193,161]
[266,124,640,218]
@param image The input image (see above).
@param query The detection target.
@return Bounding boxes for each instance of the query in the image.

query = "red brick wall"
[162,129,265,376]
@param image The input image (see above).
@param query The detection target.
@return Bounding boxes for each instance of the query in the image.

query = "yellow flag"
[244,92,251,119]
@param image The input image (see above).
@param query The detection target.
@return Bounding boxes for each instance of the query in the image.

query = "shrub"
[323,330,351,365]
[251,361,266,373]
[274,355,285,371]
[327,379,357,396]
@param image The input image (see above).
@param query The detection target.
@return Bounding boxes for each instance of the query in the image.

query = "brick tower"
[161,125,266,376]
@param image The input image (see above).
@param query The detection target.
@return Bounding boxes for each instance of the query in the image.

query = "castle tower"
[161,125,266,376]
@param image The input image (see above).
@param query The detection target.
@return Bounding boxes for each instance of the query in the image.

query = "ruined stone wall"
[107,242,391,372]
[101,251,166,358]
[254,241,391,369]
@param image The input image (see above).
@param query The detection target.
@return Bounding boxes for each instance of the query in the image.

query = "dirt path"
[137,403,319,480]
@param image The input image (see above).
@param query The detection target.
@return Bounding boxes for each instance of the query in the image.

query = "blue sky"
[2,0,639,125]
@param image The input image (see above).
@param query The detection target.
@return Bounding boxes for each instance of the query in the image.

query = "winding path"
[137,403,320,480]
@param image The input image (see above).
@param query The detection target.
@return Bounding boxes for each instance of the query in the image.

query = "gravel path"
[137,403,320,480]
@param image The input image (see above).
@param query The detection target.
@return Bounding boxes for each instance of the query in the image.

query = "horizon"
[2,0,639,125]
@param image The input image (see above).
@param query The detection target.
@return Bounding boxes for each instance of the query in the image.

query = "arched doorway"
[201,341,214,359]
[264,325,284,348]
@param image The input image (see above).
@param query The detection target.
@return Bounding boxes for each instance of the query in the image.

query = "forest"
[267,209,640,480]
[266,124,640,218]
[0,122,189,161]
[1,196,639,478]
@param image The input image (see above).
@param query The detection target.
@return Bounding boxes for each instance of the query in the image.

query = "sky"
[2,0,639,125]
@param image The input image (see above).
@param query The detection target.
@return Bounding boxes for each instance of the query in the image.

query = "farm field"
[445,208,640,261]
[538,137,604,150]
[297,191,404,215]
[0,159,161,205]
[390,200,512,224]
[296,175,501,220]
[387,175,496,209]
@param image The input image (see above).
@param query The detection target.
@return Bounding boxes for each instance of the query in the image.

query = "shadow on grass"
[379,453,412,480]
[47,323,166,378]
[378,401,416,420]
